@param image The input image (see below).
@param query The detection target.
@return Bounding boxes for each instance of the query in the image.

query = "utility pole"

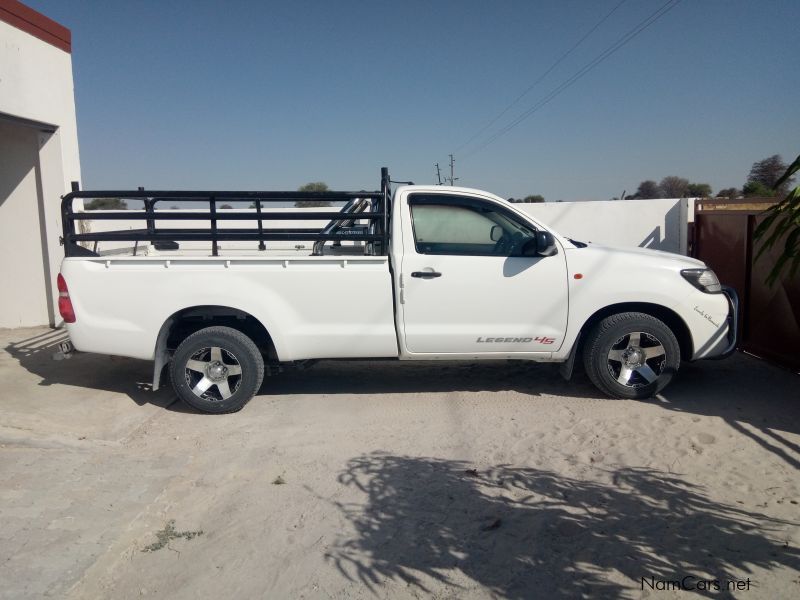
[435,163,443,185]
[446,154,459,186]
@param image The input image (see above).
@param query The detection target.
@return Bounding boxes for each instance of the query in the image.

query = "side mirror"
[490,225,503,242]
[521,231,557,257]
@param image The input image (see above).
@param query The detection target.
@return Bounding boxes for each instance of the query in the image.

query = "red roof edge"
[0,0,71,53]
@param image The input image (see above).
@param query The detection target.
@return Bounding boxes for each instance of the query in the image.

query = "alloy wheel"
[184,346,243,401]
[606,331,666,388]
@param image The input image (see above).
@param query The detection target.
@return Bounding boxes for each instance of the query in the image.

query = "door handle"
[411,271,442,279]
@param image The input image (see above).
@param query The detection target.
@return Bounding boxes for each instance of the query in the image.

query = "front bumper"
[708,285,739,360]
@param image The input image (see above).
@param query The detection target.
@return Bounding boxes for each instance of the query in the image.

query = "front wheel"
[582,312,680,399]
[170,326,264,413]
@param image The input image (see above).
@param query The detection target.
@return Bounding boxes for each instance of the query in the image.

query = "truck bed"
[61,255,399,361]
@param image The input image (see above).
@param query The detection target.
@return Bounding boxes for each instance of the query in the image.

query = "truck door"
[398,192,569,354]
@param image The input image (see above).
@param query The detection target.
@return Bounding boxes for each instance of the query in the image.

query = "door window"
[409,195,536,256]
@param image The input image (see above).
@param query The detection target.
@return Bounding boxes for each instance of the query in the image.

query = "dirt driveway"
[1,326,798,599]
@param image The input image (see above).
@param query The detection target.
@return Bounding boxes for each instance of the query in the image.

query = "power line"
[464,0,681,157]
[454,0,629,155]
[461,0,683,159]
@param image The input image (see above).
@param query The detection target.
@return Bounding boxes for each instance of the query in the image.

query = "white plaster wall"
[83,208,332,253]
[83,199,690,257]
[517,198,689,254]
[0,121,51,326]
[0,19,81,326]
[0,19,81,187]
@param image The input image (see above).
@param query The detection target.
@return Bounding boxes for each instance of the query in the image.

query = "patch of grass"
[141,520,204,553]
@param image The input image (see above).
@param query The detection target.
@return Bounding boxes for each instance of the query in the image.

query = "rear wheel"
[583,312,680,399]
[170,326,264,413]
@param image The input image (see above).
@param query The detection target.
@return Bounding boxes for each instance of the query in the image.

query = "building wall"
[0,13,81,327]
[0,121,52,326]
[0,19,80,186]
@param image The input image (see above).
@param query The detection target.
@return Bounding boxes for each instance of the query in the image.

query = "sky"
[27,0,800,201]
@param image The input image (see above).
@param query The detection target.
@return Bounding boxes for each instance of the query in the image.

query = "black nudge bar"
[61,167,392,257]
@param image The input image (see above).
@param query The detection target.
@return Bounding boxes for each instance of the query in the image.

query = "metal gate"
[693,199,799,371]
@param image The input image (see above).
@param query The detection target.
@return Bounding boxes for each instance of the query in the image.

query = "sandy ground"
[1,326,798,599]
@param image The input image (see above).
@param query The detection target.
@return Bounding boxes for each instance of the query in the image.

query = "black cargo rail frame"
[61,168,392,257]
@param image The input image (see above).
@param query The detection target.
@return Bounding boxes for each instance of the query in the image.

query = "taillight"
[57,274,76,323]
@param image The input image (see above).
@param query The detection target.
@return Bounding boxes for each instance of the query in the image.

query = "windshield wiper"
[568,238,588,248]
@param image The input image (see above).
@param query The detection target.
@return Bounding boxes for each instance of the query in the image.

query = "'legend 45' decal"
[476,336,556,344]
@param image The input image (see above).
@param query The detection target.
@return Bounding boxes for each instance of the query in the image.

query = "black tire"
[582,312,680,400]
[170,326,264,414]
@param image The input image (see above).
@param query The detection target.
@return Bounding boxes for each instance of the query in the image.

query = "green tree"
[508,195,545,203]
[84,198,127,210]
[747,155,793,197]
[742,181,776,197]
[715,188,739,200]
[219,204,233,209]
[686,183,712,197]
[630,180,661,199]
[658,176,690,198]
[754,153,800,285]
[296,182,332,207]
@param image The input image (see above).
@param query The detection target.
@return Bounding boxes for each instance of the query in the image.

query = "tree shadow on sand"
[328,453,799,598]
[657,354,800,469]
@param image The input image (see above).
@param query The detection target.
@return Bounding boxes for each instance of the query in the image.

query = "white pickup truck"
[57,169,737,413]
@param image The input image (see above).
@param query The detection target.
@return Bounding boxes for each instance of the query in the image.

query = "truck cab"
[390,186,568,357]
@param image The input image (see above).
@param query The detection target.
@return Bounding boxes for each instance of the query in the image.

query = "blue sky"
[29,0,800,201]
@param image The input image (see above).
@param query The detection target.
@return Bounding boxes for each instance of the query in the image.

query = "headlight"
[680,268,722,293]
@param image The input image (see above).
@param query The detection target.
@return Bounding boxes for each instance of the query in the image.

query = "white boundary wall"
[84,198,691,257]
[518,198,690,254]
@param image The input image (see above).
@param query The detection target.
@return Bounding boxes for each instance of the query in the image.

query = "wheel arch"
[576,302,693,362]
[152,305,276,391]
